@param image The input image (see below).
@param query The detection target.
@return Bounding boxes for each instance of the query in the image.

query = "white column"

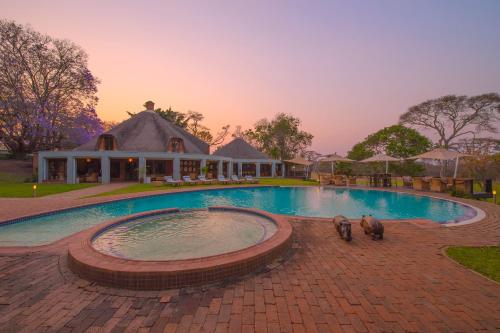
[282,163,286,178]
[66,157,76,184]
[228,161,233,177]
[173,158,181,180]
[38,155,46,183]
[238,162,243,177]
[218,160,223,176]
[271,162,276,177]
[256,162,261,177]
[138,156,146,181]
[200,159,207,176]
[101,156,110,184]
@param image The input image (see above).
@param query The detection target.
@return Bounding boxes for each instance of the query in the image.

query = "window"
[98,134,116,151]
[167,137,185,153]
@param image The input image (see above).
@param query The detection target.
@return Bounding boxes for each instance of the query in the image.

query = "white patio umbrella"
[284,156,313,166]
[320,153,354,174]
[360,154,400,173]
[408,148,470,178]
[285,156,313,178]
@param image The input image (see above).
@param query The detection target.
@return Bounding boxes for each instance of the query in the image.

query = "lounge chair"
[231,175,243,183]
[245,175,259,184]
[197,175,214,184]
[164,176,182,186]
[218,175,231,184]
[430,178,447,192]
[413,177,431,191]
[182,175,197,185]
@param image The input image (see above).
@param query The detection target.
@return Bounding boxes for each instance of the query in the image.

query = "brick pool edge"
[67,206,293,290]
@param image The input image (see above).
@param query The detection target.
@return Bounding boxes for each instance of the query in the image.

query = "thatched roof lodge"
[214,138,282,177]
[37,101,283,183]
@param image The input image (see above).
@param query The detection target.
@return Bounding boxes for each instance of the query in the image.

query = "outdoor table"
[369,173,392,187]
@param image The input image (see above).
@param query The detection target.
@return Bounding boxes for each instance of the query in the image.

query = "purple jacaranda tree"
[0,20,101,157]
[64,108,104,147]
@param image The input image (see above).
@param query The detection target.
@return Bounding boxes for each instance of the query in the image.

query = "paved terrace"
[0,186,499,332]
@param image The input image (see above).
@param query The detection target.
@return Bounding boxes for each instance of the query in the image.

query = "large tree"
[456,137,500,184]
[347,125,432,175]
[399,94,500,149]
[243,113,313,160]
[0,20,102,156]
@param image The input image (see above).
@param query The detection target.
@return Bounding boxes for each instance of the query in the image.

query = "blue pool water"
[0,186,473,246]
[92,210,278,260]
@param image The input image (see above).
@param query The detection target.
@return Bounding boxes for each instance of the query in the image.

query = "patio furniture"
[402,176,413,188]
[446,177,454,190]
[245,175,259,184]
[453,178,473,195]
[231,175,243,183]
[333,175,347,186]
[413,177,431,191]
[182,175,197,185]
[430,178,447,192]
[218,175,231,184]
[197,175,214,184]
[319,174,331,185]
[164,175,182,186]
[369,174,391,187]
[347,176,357,186]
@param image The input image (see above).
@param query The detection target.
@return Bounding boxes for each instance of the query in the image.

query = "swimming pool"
[0,186,477,246]
[92,209,278,260]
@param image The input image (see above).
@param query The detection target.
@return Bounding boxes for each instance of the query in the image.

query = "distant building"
[213,138,283,177]
[37,101,283,183]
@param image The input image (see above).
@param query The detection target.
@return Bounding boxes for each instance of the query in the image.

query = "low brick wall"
[68,207,293,290]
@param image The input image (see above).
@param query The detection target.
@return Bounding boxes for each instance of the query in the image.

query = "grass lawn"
[446,246,500,282]
[91,178,319,197]
[0,183,96,198]
[473,181,499,205]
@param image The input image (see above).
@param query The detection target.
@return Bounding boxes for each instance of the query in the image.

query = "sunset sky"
[2,0,500,154]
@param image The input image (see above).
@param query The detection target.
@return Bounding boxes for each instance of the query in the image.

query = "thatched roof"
[75,110,209,154]
[213,138,269,159]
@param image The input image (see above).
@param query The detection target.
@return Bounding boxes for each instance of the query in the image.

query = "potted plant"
[201,166,208,177]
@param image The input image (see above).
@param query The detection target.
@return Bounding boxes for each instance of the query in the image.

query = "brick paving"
[0,188,499,332]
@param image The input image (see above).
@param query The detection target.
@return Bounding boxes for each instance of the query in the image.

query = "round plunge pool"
[68,207,293,290]
[92,209,278,261]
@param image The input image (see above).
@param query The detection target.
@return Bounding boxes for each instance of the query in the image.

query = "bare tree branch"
[399,94,500,148]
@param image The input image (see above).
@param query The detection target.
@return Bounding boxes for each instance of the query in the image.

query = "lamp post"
[493,190,497,205]
[32,184,37,198]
